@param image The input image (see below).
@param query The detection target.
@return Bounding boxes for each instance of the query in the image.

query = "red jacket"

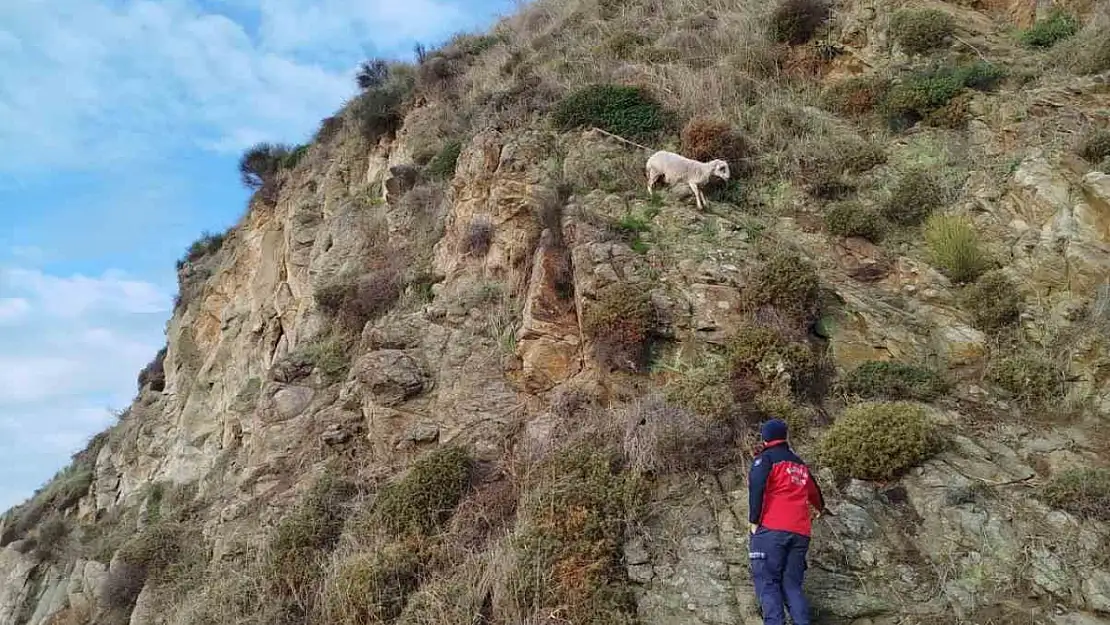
[748,440,825,536]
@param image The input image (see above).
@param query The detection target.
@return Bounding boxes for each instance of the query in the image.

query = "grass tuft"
[924,214,991,284]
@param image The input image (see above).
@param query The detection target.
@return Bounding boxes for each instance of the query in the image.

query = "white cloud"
[1,267,172,317]
[0,0,492,175]
[0,262,169,509]
[0,298,30,325]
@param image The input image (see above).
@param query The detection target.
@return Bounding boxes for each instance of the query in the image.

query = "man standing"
[747,418,826,625]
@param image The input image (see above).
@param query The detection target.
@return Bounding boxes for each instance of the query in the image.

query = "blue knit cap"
[760,418,788,442]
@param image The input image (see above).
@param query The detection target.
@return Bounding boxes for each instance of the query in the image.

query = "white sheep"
[645,150,730,211]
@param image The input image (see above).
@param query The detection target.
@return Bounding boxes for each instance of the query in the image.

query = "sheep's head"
[710,159,730,180]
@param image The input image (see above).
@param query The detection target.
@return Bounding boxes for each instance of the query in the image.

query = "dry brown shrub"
[622,395,741,474]
[680,117,753,176]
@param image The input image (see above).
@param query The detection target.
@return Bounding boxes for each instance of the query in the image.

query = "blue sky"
[0,0,515,511]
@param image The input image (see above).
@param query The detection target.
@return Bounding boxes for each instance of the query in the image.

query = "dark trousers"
[750,527,811,625]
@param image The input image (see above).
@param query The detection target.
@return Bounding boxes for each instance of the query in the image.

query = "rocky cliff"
[2,0,1110,623]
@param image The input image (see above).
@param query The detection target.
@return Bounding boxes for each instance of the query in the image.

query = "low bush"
[582,282,656,372]
[239,143,297,191]
[986,351,1065,410]
[104,519,205,610]
[882,61,1005,130]
[136,347,167,393]
[1039,468,1110,521]
[837,360,950,401]
[663,357,735,421]
[314,265,402,333]
[925,214,990,284]
[882,168,944,226]
[326,541,424,624]
[623,395,739,474]
[727,322,822,402]
[1078,130,1110,165]
[287,335,350,383]
[824,203,884,242]
[350,64,416,143]
[33,515,69,561]
[374,446,473,537]
[1019,11,1079,49]
[680,117,752,176]
[463,216,494,256]
[1075,36,1110,74]
[819,401,940,480]
[754,390,812,439]
[552,84,673,142]
[890,9,955,55]
[820,75,891,117]
[424,139,463,180]
[178,231,226,269]
[356,59,390,90]
[961,270,1021,333]
[267,471,358,599]
[742,251,821,322]
[769,0,831,45]
[513,444,644,624]
[101,561,148,611]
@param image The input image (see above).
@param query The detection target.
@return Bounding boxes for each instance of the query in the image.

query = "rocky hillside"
[3,0,1110,623]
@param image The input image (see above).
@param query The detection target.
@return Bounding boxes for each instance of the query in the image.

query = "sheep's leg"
[647,170,661,196]
[689,181,703,210]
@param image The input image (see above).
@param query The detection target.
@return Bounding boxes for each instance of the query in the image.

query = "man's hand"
[749,523,758,535]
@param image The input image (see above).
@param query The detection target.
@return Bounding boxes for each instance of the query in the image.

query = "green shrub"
[742,251,821,321]
[663,357,734,420]
[890,9,955,55]
[137,347,167,392]
[837,360,950,401]
[769,0,830,45]
[925,214,990,284]
[513,444,644,624]
[1078,130,1110,165]
[178,231,226,269]
[351,65,416,142]
[1019,11,1079,48]
[987,351,1065,410]
[267,471,358,598]
[1039,468,1110,521]
[961,270,1022,333]
[552,84,673,141]
[583,282,656,372]
[727,323,821,402]
[882,61,1005,130]
[882,168,944,226]
[326,541,424,624]
[820,75,891,117]
[239,142,298,191]
[755,391,812,439]
[824,203,884,242]
[819,401,940,480]
[425,139,463,180]
[374,446,473,537]
[297,336,351,383]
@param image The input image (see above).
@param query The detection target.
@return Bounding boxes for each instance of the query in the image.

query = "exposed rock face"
[4,1,1110,624]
